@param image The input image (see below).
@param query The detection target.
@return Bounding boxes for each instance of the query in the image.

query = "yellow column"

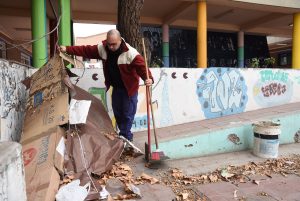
[292,13,300,69]
[197,0,207,68]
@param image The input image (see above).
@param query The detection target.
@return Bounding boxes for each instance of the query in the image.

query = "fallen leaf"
[280,172,287,177]
[252,180,260,185]
[120,164,132,171]
[181,192,189,200]
[209,174,218,182]
[285,161,294,165]
[63,178,71,183]
[121,170,128,175]
[200,175,208,180]
[221,169,235,179]
[233,190,238,198]
[265,173,272,178]
[140,173,152,180]
[140,173,159,184]
[173,173,183,179]
[239,178,246,183]
[258,191,268,196]
[113,170,122,176]
[126,183,142,198]
[183,180,192,185]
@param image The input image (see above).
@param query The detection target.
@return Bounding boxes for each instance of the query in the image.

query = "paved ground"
[111,103,300,201]
[194,174,300,201]
[124,143,300,201]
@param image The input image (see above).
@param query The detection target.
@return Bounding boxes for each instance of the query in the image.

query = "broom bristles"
[151,150,166,160]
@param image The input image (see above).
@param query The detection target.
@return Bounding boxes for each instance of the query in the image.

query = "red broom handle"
[142,38,159,150]
[142,38,151,156]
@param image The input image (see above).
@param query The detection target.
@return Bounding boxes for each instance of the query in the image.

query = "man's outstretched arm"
[59,45,101,59]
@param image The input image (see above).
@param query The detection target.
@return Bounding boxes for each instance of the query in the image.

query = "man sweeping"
[60,29,153,141]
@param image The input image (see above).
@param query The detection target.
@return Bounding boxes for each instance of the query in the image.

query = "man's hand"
[144,79,153,86]
[59,46,67,53]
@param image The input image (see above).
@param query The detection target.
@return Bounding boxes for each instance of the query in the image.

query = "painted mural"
[70,67,300,132]
[196,68,248,118]
[0,60,34,142]
[3,59,299,138]
[253,69,293,107]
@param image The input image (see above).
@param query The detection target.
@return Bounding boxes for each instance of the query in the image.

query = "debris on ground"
[56,138,300,201]
[161,155,300,200]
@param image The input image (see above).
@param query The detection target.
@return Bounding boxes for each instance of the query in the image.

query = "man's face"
[106,34,121,52]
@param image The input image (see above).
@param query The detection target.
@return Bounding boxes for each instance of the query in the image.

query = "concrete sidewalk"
[133,102,300,146]
[133,102,300,160]
[125,143,300,201]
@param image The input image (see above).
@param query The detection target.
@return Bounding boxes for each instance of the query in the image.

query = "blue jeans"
[112,88,138,141]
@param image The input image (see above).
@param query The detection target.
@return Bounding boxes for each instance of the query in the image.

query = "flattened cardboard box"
[26,167,60,201]
[21,93,69,143]
[29,55,65,96]
[21,55,69,201]
[22,126,65,201]
[22,55,68,143]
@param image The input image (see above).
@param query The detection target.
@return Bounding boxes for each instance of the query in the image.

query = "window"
[0,40,6,59]
[21,53,31,65]
[278,52,291,67]
[280,54,287,66]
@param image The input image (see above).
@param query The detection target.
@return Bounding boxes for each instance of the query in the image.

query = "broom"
[142,38,167,161]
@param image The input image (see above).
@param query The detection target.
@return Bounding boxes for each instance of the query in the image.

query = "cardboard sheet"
[65,86,124,176]
[21,55,124,200]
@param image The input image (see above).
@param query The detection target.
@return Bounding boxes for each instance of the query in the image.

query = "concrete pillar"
[31,0,47,68]
[0,142,26,201]
[292,13,300,69]
[59,0,71,47]
[197,1,207,68]
[162,24,170,67]
[238,31,244,68]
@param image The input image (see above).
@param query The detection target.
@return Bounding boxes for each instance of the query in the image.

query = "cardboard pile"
[21,55,124,201]
[21,56,67,201]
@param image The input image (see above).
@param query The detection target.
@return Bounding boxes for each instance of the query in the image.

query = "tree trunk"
[117,0,144,53]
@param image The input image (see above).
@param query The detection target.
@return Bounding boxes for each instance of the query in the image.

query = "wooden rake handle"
[142,38,159,150]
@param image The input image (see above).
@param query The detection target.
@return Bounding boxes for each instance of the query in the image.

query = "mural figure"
[196,68,248,118]
[88,87,107,109]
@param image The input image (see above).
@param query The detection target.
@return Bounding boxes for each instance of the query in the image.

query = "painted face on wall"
[106,34,122,52]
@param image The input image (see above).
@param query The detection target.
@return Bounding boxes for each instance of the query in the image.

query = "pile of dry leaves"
[60,153,300,201]
[162,154,300,200]
[97,162,160,200]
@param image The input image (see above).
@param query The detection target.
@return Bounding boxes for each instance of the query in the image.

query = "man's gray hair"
[107,29,121,38]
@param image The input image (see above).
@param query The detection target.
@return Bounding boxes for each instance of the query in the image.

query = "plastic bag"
[56,179,90,201]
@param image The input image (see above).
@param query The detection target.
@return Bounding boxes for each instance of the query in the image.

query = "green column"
[59,0,71,46]
[162,24,169,67]
[238,31,244,67]
[31,0,47,68]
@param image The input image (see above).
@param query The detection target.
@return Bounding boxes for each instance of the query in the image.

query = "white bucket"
[253,121,280,158]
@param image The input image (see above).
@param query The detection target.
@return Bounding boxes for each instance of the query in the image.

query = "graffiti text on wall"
[253,70,293,107]
[196,68,248,118]
[261,83,286,97]
[259,70,288,83]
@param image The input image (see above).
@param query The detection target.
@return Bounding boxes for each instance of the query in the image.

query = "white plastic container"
[253,121,280,158]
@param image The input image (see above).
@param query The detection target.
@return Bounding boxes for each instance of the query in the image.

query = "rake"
[142,38,168,162]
